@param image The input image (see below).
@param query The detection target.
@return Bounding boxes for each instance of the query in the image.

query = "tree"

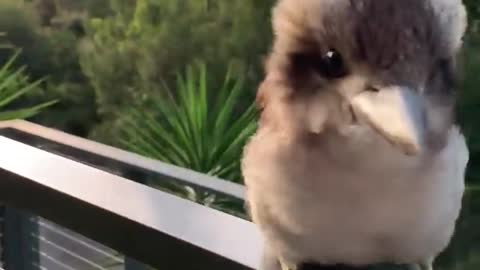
[0,0,52,80]
[79,0,274,141]
[465,0,479,28]
[458,1,480,186]
[0,0,99,137]
[32,0,57,26]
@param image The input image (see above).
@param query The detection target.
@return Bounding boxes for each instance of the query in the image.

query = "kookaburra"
[241,0,470,270]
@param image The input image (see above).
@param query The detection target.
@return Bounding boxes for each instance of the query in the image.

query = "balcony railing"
[0,120,478,270]
[0,120,262,270]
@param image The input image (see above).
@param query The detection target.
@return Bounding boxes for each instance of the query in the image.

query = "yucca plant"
[120,62,257,214]
[0,50,57,120]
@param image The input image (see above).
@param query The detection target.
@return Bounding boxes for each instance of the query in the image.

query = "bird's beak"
[350,86,426,155]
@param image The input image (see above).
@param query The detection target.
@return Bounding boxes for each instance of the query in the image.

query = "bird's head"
[258,0,467,155]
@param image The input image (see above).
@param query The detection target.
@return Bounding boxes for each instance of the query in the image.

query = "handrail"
[0,122,262,269]
[0,120,245,200]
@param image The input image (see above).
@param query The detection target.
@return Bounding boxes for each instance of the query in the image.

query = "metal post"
[2,207,39,270]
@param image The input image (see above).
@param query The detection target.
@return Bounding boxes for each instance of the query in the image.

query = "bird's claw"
[279,257,297,270]
[409,258,433,270]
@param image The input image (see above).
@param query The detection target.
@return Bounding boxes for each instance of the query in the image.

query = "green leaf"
[0,100,57,121]
[0,50,55,121]
[119,61,257,205]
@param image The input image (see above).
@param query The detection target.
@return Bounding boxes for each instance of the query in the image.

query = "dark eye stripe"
[290,49,349,80]
[290,52,319,75]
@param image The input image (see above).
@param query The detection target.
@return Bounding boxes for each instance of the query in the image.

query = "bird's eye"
[289,49,348,81]
[318,49,348,79]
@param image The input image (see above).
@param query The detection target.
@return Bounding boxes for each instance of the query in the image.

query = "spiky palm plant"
[0,50,56,120]
[120,62,257,215]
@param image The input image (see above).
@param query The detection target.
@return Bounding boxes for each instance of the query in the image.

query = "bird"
[241,0,470,270]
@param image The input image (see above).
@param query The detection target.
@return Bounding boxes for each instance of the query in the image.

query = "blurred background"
[0,0,477,269]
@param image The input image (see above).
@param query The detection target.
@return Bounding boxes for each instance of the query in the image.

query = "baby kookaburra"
[241,0,470,270]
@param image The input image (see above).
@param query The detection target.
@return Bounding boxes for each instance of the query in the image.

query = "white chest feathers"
[242,127,468,266]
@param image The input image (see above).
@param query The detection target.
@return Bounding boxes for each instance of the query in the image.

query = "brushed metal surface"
[0,134,262,269]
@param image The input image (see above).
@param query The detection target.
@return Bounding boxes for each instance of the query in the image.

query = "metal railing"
[0,120,262,270]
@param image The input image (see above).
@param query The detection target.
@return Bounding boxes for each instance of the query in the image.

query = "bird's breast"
[242,127,467,266]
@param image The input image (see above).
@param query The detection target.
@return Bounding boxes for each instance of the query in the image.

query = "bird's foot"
[260,246,296,270]
[409,258,433,270]
[279,257,297,270]
[420,257,434,270]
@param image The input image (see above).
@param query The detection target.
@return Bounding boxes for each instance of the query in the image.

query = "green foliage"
[458,33,480,186]
[32,0,56,26]
[436,191,480,270]
[118,62,255,214]
[465,0,479,26]
[0,0,99,136]
[458,4,480,186]
[33,0,111,24]
[0,0,52,79]
[79,0,273,126]
[0,50,56,120]
[120,62,257,183]
[29,29,99,137]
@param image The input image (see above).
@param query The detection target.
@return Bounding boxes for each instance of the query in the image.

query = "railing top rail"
[0,134,262,269]
[0,120,245,200]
